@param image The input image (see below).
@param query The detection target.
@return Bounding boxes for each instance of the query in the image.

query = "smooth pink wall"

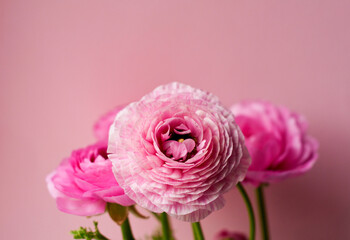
[1,0,349,239]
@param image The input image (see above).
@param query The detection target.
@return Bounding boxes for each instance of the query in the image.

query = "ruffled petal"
[56,197,106,216]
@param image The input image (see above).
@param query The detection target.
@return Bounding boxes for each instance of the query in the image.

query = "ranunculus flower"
[108,82,251,222]
[93,105,125,142]
[214,230,248,240]
[231,101,318,186]
[46,142,134,216]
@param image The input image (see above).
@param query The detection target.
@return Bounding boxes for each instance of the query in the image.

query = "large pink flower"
[108,83,250,222]
[231,101,318,186]
[47,142,134,216]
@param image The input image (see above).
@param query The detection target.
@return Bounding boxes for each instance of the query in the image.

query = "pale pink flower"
[46,142,134,216]
[93,105,125,142]
[214,230,248,240]
[231,101,318,186]
[108,83,250,222]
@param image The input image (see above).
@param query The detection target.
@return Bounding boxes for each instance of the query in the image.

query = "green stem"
[191,222,205,240]
[120,217,135,240]
[95,232,109,240]
[256,185,269,240]
[160,212,172,240]
[94,221,109,240]
[237,183,256,240]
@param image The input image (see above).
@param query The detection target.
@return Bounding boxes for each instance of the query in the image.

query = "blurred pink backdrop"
[1,0,349,239]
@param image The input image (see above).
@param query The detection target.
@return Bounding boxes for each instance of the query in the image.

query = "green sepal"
[107,203,128,225]
[128,205,149,219]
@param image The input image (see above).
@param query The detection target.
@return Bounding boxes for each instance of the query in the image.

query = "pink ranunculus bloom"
[214,230,248,240]
[93,105,126,142]
[231,101,319,186]
[108,82,251,222]
[46,142,134,216]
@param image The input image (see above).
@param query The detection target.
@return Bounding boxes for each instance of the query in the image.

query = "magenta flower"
[108,83,251,222]
[231,101,318,186]
[214,230,248,240]
[47,142,134,216]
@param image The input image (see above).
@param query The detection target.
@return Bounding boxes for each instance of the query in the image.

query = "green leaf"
[70,221,109,240]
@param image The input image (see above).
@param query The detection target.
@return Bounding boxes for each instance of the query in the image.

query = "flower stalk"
[256,185,269,240]
[160,212,173,240]
[192,222,205,240]
[237,183,256,240]
[120,217,135,240]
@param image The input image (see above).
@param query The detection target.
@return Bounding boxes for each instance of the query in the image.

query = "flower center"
[87,146,108,163]
[159,122,197,162]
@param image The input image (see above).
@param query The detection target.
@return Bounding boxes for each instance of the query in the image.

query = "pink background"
[1,0,349,239]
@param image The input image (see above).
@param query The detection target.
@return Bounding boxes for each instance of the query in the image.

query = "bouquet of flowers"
[46,83,318,240]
